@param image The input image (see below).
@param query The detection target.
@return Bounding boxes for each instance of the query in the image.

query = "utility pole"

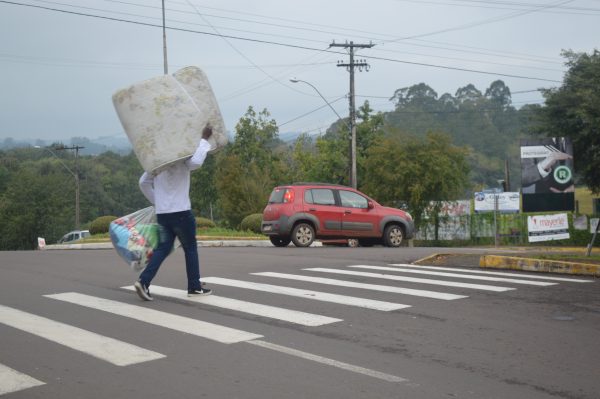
[162,0,168,74]
[55,145,85,230]
[330,40,374,189]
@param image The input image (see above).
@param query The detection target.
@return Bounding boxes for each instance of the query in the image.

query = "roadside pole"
[586,218,599,256]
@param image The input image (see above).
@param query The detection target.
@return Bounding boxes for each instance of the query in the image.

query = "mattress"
[112,66,228,174]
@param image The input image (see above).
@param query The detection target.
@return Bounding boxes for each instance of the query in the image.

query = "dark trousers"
[138,210,201,291]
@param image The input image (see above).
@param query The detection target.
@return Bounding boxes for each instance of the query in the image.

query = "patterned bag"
[109,206,172,272]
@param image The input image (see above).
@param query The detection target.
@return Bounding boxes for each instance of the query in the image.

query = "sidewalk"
[415,248,600,277]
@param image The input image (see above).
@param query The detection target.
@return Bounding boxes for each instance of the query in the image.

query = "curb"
[42,240,323,250]
[479,255,600,277]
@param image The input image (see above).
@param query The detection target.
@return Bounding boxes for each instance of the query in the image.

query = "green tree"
[361,132,471,230]
[215,107,284,227]
[190,154,218,220]
[215,153,272,228]
[0,161,73,249]
[533,49,600,193]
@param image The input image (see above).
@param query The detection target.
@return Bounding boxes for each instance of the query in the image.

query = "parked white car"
[58,230,90,244]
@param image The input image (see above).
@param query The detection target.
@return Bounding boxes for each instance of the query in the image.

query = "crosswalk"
[1,262,593,394]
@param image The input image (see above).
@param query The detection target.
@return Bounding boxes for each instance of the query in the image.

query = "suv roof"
[289,182,349,188]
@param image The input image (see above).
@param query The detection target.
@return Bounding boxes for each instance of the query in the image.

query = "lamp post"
[289,78,354,186]
[35,145,84,230]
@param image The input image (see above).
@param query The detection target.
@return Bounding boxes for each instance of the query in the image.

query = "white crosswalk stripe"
[0,363,45,395]
[202,277,411,311]
[388,263,594,283]
[350,265,557,286]
[305,267,515,292]
[121,285,342,326]
[45,292,263,344]
[251,272,468,300]
[0,304,165,366]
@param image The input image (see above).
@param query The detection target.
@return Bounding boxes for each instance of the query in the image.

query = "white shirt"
[139,139,212,214]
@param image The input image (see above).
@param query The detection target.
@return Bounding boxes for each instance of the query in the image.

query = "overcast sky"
[1,0,599,143]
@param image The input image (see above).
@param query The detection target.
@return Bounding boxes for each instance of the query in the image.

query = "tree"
[390,83,438,110]
[0,162,73,249]
[533,49,600,193]
[215,153,273,228]
[485,80,512,109]
[215,107,285,227]
[361,132,471,230]
[455,84,483,105]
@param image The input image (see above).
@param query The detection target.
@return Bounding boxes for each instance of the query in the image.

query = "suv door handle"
[344,210,352,214]
[309,208,317,211]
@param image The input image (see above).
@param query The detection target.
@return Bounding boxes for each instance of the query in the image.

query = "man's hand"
[202,124,213,140]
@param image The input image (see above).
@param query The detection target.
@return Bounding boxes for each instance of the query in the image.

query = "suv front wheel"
[291,223,315,247]
[383,224,404,247]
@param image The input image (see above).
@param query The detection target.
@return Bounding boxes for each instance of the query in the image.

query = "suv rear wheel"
[291,223,315,247]
[383,224,404,247]
[269,236,291,247]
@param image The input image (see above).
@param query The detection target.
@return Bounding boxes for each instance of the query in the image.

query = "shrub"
[196,217,216,229]
[240,213,263,233]
[89,215,117,235]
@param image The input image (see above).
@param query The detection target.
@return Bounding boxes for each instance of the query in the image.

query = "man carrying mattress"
[134,124,214,301]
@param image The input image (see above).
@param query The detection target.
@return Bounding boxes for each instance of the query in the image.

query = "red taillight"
[283,189,295,203]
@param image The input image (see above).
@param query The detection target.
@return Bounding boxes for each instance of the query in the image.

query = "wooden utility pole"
[162,0,168,74]
[55,145,85,230]
[330,40,374,189]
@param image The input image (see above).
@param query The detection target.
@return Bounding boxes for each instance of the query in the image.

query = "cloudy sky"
[1,0,599,143]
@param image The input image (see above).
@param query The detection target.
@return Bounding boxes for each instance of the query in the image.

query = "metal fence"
[416,212,599,246]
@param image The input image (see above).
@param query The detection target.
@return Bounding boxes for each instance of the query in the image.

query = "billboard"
[527,213,570,242]
[474,192,520,213]
[520,137,574,212]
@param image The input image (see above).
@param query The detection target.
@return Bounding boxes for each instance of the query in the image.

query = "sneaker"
[134,280,153,301]
[188,287,212,297]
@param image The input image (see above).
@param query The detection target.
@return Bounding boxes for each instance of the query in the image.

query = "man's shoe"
[134,280,153,301]
[188,287,212,297]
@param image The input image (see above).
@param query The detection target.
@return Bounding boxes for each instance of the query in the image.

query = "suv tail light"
[283,189,295,203]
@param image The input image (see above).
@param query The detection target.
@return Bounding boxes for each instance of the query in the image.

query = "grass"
[196,227,266,239]
[78,228,266,243]
[534,252,600,265]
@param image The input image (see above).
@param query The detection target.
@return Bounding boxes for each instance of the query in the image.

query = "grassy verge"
[196,227,266,239]
[533,253,600,265]
[79,228,266,243]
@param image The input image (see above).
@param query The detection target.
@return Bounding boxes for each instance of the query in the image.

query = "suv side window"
[305,189,336,206]
[339,190,368,209]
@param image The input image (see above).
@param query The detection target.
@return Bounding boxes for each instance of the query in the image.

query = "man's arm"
[139,172,155,204]
[187,124,213,171]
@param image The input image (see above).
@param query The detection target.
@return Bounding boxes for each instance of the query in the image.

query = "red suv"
[261,183,414,247]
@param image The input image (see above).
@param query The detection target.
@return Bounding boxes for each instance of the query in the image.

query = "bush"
[239,213,263,233]
[89,215,117,235]
[196,217,216,229]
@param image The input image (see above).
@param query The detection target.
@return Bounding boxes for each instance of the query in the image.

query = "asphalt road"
[1,246,598,399]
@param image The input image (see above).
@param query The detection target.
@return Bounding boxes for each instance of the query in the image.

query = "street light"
[289,78,355,187]
[34,145,84,230]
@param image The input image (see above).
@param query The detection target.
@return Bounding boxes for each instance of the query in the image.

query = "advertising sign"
[591,218,599,234]
[527,213,570,242]
[520,137,574,212]
[474,192,520,213]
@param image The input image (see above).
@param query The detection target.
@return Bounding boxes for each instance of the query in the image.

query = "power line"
[383,0,575,43]
[0,0,562,84]
[14,0,569,67]
[390,0,600,15]
[278,96,346,127]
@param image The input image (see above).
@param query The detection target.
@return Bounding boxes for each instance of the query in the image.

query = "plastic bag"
[109,206,167,272]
